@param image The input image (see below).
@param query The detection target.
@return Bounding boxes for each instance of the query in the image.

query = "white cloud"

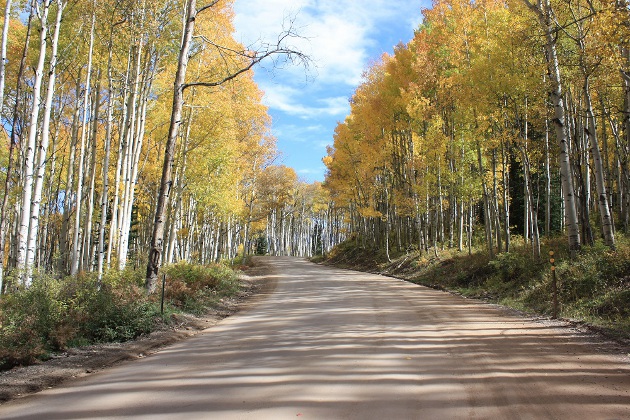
[273,123,325,145]
[259,82,349,117]
[298,168,323,175]
[319,96,350,116]
[231,1,426,182]
[233,0,420,87]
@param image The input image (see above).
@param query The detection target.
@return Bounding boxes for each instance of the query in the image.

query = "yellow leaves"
[406,95,431,121]
[358,206,382,219]
[425,114,448,152]
[322,155,334,169]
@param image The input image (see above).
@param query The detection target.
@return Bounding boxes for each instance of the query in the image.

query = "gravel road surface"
[0,256,628,419]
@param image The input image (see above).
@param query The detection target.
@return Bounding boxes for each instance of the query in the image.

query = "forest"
[0,0,334,293]
[0,0,630,367]
[321,0,630,335]
[324,0,630,259]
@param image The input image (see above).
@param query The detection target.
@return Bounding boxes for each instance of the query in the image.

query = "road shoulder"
[0,262,274,404]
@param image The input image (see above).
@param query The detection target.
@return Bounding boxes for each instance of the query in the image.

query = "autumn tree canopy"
[2,0,630,293]
[324,0,630,259]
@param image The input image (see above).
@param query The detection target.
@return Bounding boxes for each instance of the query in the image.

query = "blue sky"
[233,1,426,183]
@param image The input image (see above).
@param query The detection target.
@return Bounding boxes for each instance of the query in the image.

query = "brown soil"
[0,261,275,404]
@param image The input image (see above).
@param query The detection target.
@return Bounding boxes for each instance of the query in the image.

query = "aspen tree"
[522,0,581,253]
[70,0,96,275]
[16,0,52,284]
[571,4,616,248]
[97,16,126,281]
[0,1,33,291]
[25,0,65,276]
[0,0,11,112]
[146,0,308,291]
[81,76,101,271]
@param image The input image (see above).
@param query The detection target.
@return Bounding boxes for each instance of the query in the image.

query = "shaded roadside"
[0,259,275,404]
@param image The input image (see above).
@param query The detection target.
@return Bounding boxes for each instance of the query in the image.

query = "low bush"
[161,262,240,314]
[0,262,242,370]
[0,272,161,370]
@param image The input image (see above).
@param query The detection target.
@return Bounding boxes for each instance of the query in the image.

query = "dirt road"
[0,257,628,419]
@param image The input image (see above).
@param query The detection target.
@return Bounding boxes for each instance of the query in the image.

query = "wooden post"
[549,251,558,319]
[160,273,166,315]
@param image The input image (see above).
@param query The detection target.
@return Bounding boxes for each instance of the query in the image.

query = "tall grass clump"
[550,239,630,334]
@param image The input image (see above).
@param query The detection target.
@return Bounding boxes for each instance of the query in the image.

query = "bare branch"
[183,46,308,90]
[183,18,311,91]
[197,0,221,15]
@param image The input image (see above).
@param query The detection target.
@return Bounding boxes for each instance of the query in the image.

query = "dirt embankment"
[0,262,275,404]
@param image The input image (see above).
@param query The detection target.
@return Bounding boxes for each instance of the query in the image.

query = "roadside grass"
[0,262,245,371]
[162,262,241,315]
[321,234,630,340]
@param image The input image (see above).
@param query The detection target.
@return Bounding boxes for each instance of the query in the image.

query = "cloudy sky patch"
[233,0,426,181]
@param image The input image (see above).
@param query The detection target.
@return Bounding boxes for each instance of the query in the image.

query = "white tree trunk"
[146,0,197,291]
[70,1,96,275]
[584,79,615,248]
[97,29,118,280]
[0,0,12,112]
[107,46,134,267]
[82,77,101,271]
[117,41,143,270]
[25,0,64,276]
[523,0,581,253]
[0,2,33,291]
[16,0,51,284]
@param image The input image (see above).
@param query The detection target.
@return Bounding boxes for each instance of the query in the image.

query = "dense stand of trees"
[251,168,344,258]
[7,0,627,295]
[324,0,630,259]
[0,0,330,293]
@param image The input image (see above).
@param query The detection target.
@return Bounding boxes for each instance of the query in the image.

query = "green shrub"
[162,262,240,313]
[0,270,161,370]
[0,279,60,368]
[0,263,242,370]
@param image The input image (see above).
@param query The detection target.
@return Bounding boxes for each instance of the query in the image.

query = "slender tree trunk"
[437,159,445,250]
[384,180,391,262]
[467,200,473,255]
[0,0,12,112]
[97,22,121,281]
[501,139,510,252]
[82,76,101,271]
[477,141,494,259]
[583,79,615,248]
[25,0,64,276]
[16,0,51,284]
[146,0,196,292]
[107,46,134,267]
[492,149,502,253]
[545,118,551,236]
[167,109,192,264]
[523,0,581,254]
[117,40,144,269]
[621,51,630,232]
[520,146,541,259]
[59,77,81,274]
[568,89,593,246]
[70,1,96,275]
[0,2,33,291]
